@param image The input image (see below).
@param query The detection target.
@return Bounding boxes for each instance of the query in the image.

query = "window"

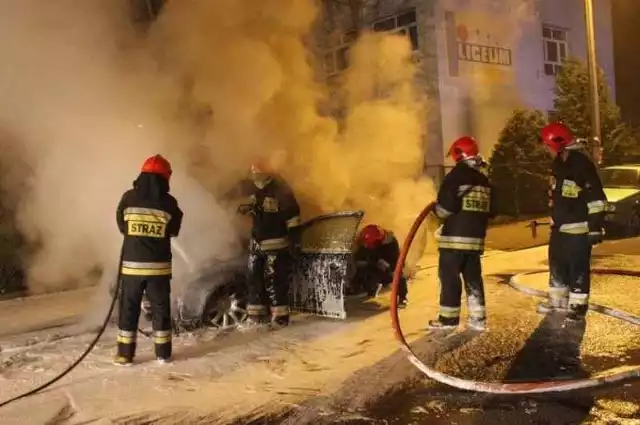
[542,25,568,76]
[323,9,419,78]
[323,32,354,77]
[372,9,419,52]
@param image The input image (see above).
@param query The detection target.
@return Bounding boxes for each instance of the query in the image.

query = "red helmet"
[141,154,172,180]
[359,224,386,249]
[541,122,574,154]
[448,136,480,162]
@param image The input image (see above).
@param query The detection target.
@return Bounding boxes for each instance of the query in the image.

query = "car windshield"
[600,168,640,189]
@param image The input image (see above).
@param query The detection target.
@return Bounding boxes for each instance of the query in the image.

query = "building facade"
[318,0,615,178]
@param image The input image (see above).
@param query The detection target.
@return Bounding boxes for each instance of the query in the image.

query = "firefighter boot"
[566,303,588,322]
[536,297,569,314]
[467,317,487,332]
[427,317,459,330]
[114,329,137,366]
[271,314,290,330]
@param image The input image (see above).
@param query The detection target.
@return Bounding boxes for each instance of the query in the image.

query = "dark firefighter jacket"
[548,147,607,236]
[433,161,496,252]
[236,174,301,251]
[116,172,184,277]
[354,231,400,275]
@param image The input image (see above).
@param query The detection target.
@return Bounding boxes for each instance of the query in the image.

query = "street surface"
[0,222,638,424]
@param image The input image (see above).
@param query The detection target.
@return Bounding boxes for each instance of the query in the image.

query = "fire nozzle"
[527,220,551,239]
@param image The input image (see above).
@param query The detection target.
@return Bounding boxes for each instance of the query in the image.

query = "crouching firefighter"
[236,160,301,330]
[537,122,606,322]
[353,224,409,308]
[429,137,496,331]
[114,154,184,366]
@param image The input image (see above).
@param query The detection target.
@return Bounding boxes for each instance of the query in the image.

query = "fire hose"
[390,201,640,394]
[0,245,125,409]
[0,239,192,409]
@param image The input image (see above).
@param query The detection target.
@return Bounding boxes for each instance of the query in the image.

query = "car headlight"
[607,203,616,212]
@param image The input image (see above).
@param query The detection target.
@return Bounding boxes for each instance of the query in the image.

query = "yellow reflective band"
[123,207,171,221]
[438,236,484,251]
[468,305,486,314]
[286,216,301,228]
[458,185,491,194]
[121,261,172,276]
[439,306,461,318]
[259,237,289,251]
[559,222,589,235]
[587,200,606,214]
[117,329,137,344]
[549,287,569,295]
[247,304,268,315]
[121,267,172,276]
[154,336,172,344]
[272,305,290,317]
[117,335,135,344]
[569,293,589,305]
[124,213,169,224]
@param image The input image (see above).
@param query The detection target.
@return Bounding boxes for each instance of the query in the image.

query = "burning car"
[135,210,365,333]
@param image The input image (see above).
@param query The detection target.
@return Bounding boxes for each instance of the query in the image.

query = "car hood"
[603,187,640,203]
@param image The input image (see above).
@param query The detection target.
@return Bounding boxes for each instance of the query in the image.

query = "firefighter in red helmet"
[539,122,607,322]
[353,224,408,308]
[234,158,301,330]
[429,136,496,331]
[113,154,183,366]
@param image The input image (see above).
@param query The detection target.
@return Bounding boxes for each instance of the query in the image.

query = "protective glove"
[588,229,604,246]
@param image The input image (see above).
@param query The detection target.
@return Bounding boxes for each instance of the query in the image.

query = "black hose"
[0,246,124,409]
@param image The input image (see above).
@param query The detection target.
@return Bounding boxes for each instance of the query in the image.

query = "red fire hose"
[390,202,640,394]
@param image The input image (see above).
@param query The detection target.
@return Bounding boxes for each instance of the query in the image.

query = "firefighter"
[428,136,496,331]
[538,122,606,322]
[353,224,409,308]
[235,160,301,330]
[114,154,184,366]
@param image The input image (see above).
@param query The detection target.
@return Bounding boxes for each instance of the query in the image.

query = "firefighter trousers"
[548,229,592,315]
[437,249,486,325]
[247,245,292,325]
[117,275,172,361]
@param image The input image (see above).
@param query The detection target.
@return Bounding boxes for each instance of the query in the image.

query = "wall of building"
[433,0,615,166]
[316,0,615,171]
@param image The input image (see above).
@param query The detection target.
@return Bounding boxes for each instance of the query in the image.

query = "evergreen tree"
[489,110,550,216]
[553,57,640,164]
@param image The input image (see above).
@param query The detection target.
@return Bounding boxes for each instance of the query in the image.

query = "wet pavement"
[0,225,639,425]
[242,234,640,425]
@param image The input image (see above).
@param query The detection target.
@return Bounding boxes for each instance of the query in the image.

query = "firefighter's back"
[440,163,494,252]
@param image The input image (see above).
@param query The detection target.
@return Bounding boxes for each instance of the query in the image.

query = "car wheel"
[201,290,248,330]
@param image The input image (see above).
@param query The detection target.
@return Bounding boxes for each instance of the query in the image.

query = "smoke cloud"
[0,0,434,298]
